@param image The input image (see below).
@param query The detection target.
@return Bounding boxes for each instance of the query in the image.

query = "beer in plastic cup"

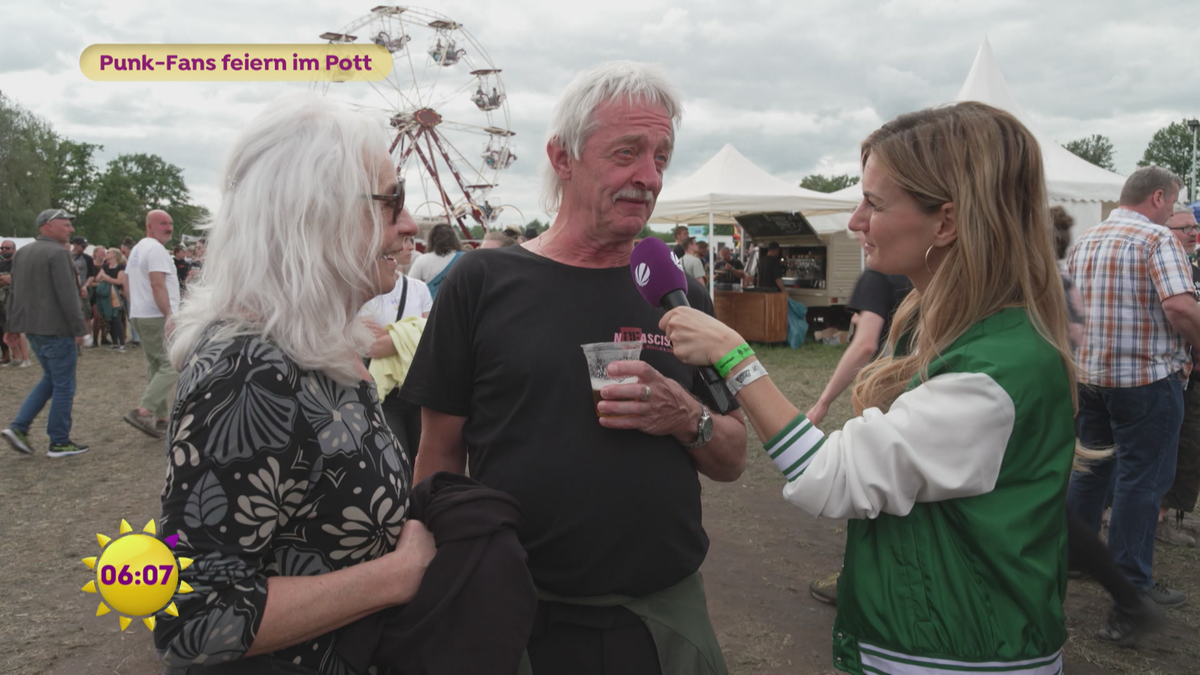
[581,341,642,417]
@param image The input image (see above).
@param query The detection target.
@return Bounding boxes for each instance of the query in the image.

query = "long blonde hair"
[850,102,1076,415]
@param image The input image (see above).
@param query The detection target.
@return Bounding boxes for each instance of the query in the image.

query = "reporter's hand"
[658,307,744,367]
[805,400,829,425]
[382,519,436,605]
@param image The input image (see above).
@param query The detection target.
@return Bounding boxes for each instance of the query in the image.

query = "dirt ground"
[1,343,1197,674]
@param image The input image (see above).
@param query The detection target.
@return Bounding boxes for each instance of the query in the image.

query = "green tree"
[76,170,144,244]
[78,152,209,244]
[800,173,860,193]
[1138,120,1195,189]
[51,140,103,214]
[0,93,58,237]
[1064,134,1116,172]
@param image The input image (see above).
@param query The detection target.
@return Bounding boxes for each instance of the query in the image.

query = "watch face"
[699,409,713,442]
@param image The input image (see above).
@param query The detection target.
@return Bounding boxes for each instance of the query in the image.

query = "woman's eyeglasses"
[369,178,406,224]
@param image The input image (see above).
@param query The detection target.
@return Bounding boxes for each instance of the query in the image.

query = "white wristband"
[726,361,769,396]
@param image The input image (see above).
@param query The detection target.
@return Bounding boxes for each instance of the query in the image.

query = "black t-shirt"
[401,245,721,597]
[846,269,913,356]
[672,243,686,260]
[713,257,744,284]
[174,258,191,285]
[757,254,784,291]
[101,263,126,283]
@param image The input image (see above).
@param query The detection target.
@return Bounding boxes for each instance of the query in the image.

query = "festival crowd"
[2,61,1198,675]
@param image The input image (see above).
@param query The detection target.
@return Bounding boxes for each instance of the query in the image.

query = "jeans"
[1068,374,1184,589]
[12,334,78,445]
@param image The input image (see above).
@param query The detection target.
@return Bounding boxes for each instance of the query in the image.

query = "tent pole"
[708,211,715,302]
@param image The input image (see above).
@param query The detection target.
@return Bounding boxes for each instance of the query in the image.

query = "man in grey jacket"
[1,209,90,458]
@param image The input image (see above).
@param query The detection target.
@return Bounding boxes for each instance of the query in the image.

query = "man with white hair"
[123,209,180,438]
[402,62,746,673]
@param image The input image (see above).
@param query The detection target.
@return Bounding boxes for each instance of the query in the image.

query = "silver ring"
[641,385,651,401]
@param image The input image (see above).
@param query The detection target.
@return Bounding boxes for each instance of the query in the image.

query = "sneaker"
[129,341,140,348]
[116,345,126,353]
[810,571,840,606]
[1095,595,1166,647]
[123,409,165,439]
[47,440,90,458]
[1141,581,1186,607]
[1156,514,1196,548]
[2,428,34,455]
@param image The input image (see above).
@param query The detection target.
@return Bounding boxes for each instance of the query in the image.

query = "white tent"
[649,143,860,298]
[832,39,1126,239]
[650,143,860,228]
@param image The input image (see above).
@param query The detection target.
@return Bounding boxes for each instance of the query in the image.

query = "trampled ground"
[1,343,1196,674]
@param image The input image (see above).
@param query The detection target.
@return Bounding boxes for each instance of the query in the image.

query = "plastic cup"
[581,341,643,417]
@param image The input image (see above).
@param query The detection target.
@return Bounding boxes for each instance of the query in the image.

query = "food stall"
[714,211,863,342]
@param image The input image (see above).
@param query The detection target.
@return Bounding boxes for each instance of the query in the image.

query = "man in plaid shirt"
[1067,166,1200,607]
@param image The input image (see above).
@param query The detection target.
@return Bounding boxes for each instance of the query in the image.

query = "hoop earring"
[924,245,936,274]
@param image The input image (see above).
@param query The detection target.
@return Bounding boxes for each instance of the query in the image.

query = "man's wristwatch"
[682,405,713,450]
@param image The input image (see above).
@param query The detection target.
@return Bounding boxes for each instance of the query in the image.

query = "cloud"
[2,0,1198,222]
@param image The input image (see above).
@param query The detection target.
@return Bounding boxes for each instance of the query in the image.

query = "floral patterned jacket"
[154,328,411,674]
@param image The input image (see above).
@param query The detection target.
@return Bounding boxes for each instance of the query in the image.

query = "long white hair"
[540,61,683,214]
[169,92,391,384]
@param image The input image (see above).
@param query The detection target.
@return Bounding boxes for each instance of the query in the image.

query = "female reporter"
[662,102,1077,674]
[156,93,434,673]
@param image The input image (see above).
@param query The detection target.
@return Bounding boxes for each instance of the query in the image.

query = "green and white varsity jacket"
[765,308,1075,675]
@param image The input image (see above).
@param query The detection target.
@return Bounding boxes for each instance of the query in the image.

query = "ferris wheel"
[316,6,518,239]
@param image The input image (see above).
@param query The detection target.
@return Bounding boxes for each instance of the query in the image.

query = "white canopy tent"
[832,38,1127,240]
[649,144,860,296]
[650,143,860,227]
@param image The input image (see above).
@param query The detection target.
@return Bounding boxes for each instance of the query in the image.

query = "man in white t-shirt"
[123,210,181,438]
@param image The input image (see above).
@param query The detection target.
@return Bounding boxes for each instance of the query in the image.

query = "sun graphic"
[81,519,194,631]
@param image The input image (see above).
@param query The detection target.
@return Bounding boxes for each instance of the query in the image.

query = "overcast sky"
[2,0,1196,228]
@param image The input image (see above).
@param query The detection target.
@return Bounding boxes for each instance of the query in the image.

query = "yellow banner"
[80,44,393,82]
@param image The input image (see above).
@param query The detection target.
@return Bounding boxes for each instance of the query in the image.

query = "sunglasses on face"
[368,178,406,225]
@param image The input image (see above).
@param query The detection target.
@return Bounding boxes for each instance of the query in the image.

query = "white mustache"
[613,188,654,203]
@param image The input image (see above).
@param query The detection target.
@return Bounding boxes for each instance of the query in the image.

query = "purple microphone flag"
[630,237,688,307]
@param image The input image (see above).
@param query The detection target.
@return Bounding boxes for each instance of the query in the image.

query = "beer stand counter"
[713,289,787,343]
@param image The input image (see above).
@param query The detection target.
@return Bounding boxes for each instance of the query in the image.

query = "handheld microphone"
[630,238,734,415]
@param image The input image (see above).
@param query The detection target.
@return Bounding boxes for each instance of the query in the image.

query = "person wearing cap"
[70,235,97,344]
[1,209,90,458]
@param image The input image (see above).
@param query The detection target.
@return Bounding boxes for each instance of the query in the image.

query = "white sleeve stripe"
[766,418,812,458]
[769,425,826,478]
[782,436,826,480]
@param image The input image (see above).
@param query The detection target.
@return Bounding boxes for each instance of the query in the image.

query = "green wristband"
[715,343,755,378]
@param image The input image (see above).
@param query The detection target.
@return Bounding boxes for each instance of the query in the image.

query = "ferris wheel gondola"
[316,6,516,241]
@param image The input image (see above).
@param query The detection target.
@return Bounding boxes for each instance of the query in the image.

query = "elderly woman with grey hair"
[156,93,435,673]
